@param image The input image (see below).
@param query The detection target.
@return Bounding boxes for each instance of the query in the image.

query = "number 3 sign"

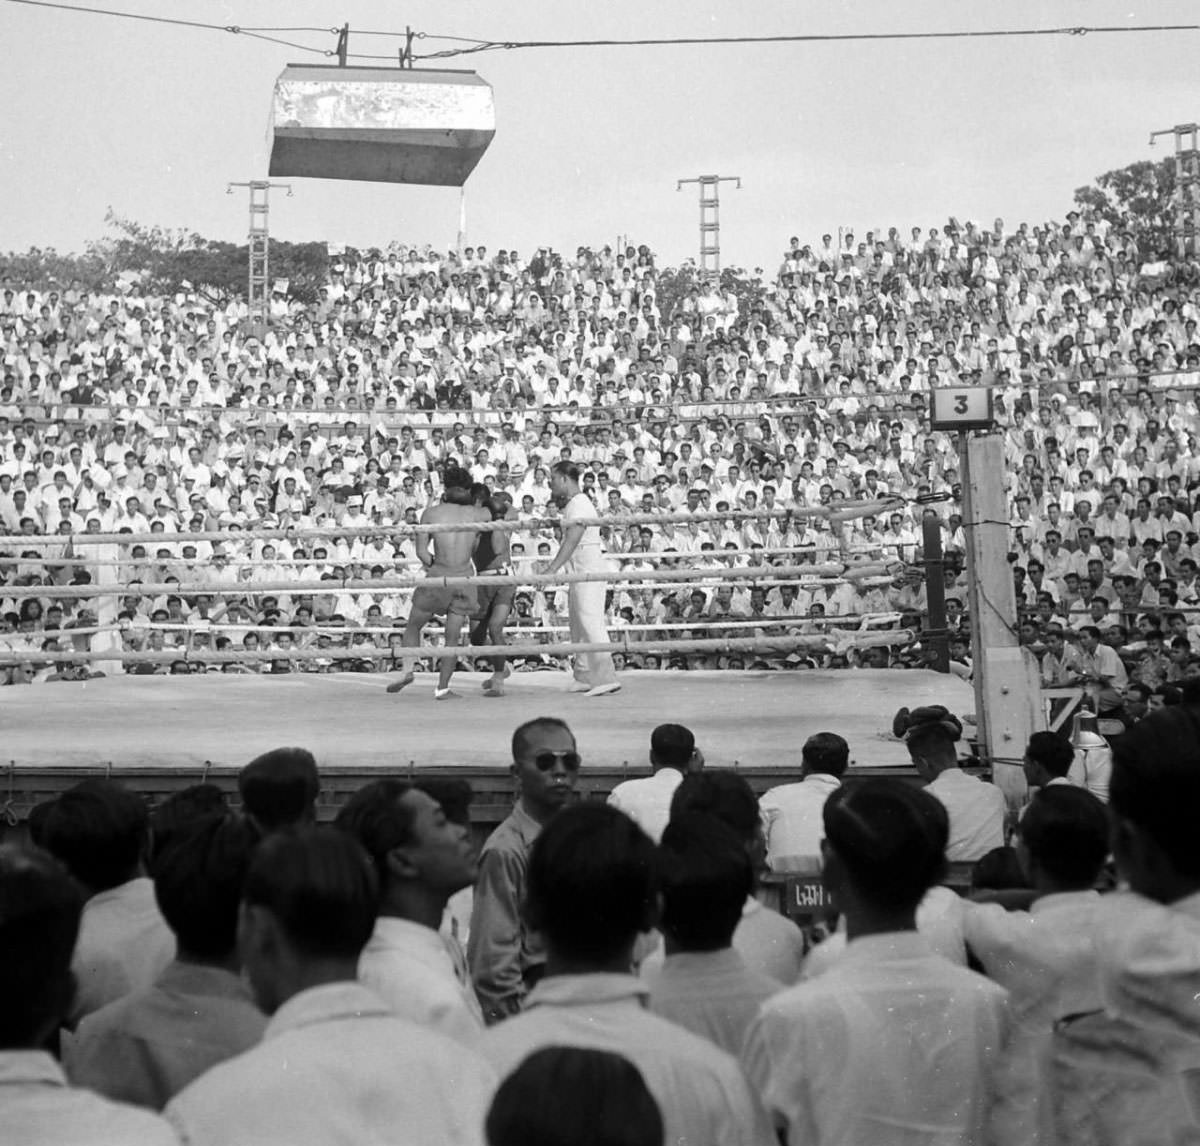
[929,386,994,431]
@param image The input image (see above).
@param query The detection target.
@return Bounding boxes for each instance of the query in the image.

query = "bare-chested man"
[387,464,490,700]
[469,490,519,697]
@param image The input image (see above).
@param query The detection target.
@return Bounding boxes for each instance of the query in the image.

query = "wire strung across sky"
[6,0,1200,64]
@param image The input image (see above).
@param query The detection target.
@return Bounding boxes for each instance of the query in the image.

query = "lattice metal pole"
[1150,124,1200,256]
[677,175,741,279]
[227,180,292,340]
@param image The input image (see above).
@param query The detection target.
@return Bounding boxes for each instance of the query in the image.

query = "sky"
[2,0,1199,271]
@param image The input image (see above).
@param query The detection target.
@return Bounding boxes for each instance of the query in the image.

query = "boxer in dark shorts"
[386,464,490,700]
[469,490,519,697]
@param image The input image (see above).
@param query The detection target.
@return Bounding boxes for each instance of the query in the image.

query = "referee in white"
[544,460,622,697]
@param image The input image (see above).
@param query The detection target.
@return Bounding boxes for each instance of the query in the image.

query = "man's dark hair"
[551,459,581,481]
[658,813,751,952]
[802,731,850,777]
[334,779,418,884]
[1111,707,1200,878]
[1026,730,1074,779]
[414,777,474,828]
[823,779,948,911]
[485,1047,663,1146]
[1019,787,1108,888]
[527,804,656,966]
[512,716,575,761]
[649,723,695,770]
[442,463,473,491]
[40,779,149,893]
[669,770,759,845]
[243,828,378,960]
[0,844,83,1048]
[238,748,319,832]
[153,813,257,960]
[150,783,231,868]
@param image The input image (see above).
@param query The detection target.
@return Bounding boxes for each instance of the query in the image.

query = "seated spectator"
[1021,730,1076,791]
[237,746,319,834]
[335,779,484,1045]
[742,779,1010,1146]
[478,803,774,1146]
[646,812,782,1056]
[759,731,849,874]
[903,707,1007,861]
[606,722,702,843]
[0,844,177,1146]
[164,828,496,1146]
[65,813,265,1109]
[485,1047,663,1146]
[40,779,175,1025]
[962,787,1109,1146]
[667,769,807,985]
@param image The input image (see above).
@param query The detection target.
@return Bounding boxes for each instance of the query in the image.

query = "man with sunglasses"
[469,717,580,1024]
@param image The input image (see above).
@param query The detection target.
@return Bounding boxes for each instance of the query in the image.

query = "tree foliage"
[1073,156,1177,254]
[0,212,329,305]
[653,261,768,330]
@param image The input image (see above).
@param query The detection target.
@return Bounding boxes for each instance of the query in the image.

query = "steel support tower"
[1150,124,1200,256]
[227,180,291,340]
[677,174,741,278]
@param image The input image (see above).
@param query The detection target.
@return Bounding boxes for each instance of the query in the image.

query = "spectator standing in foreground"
[667,770,807,985]
[903,707,1007,862]
[1053,706,1200,1144]
[961,787,1109,1146]
[469,716,580,1023]
[40,779,175,1025]
[335,778,485,1046]
[760,731,849,874]
[478,803,775,1146]
[65,814,265,1109]
[742,780,1010,1146]
[646,813,782,1057]
[164,829,496,1146]
[237,747,319,836]
[0,844,178,1146]
[607,722,703,843]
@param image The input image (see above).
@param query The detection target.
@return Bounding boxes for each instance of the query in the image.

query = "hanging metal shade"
[269,65,495,187]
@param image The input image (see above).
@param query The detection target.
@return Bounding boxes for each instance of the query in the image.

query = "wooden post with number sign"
[929,388,1041,806]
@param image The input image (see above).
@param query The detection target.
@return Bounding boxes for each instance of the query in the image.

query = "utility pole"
[226,180,292,341]
[676,175,741,279]
[1149,123,1200,256]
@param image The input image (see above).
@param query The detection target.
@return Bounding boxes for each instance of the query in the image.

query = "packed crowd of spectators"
[4,206,1200,687]
[6,705,1200,1145]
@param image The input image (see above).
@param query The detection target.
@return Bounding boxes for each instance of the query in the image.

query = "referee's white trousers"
[568,580,617,687]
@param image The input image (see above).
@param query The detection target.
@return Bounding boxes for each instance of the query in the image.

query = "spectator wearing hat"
[901,707,1007,862]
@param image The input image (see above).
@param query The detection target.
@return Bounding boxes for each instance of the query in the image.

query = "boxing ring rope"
[0,628,915,669]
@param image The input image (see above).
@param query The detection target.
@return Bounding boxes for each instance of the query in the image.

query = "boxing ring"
[0,498,972,819]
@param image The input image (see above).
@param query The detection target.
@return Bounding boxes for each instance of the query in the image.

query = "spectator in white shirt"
[759,732,849,874]
[478,803,775,1146]
[65,813,265,1109]
[40,779,175,1026]
[742,779,1010,1146]
[334,778,485,1046]
[646,813,782,1057]
[0,844,178,1146]
[963,787,1109,1146]
[1052,707,1200,1146]
[164,829,496,1146]
[607,722,702,843]
[902,707,1007,862]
